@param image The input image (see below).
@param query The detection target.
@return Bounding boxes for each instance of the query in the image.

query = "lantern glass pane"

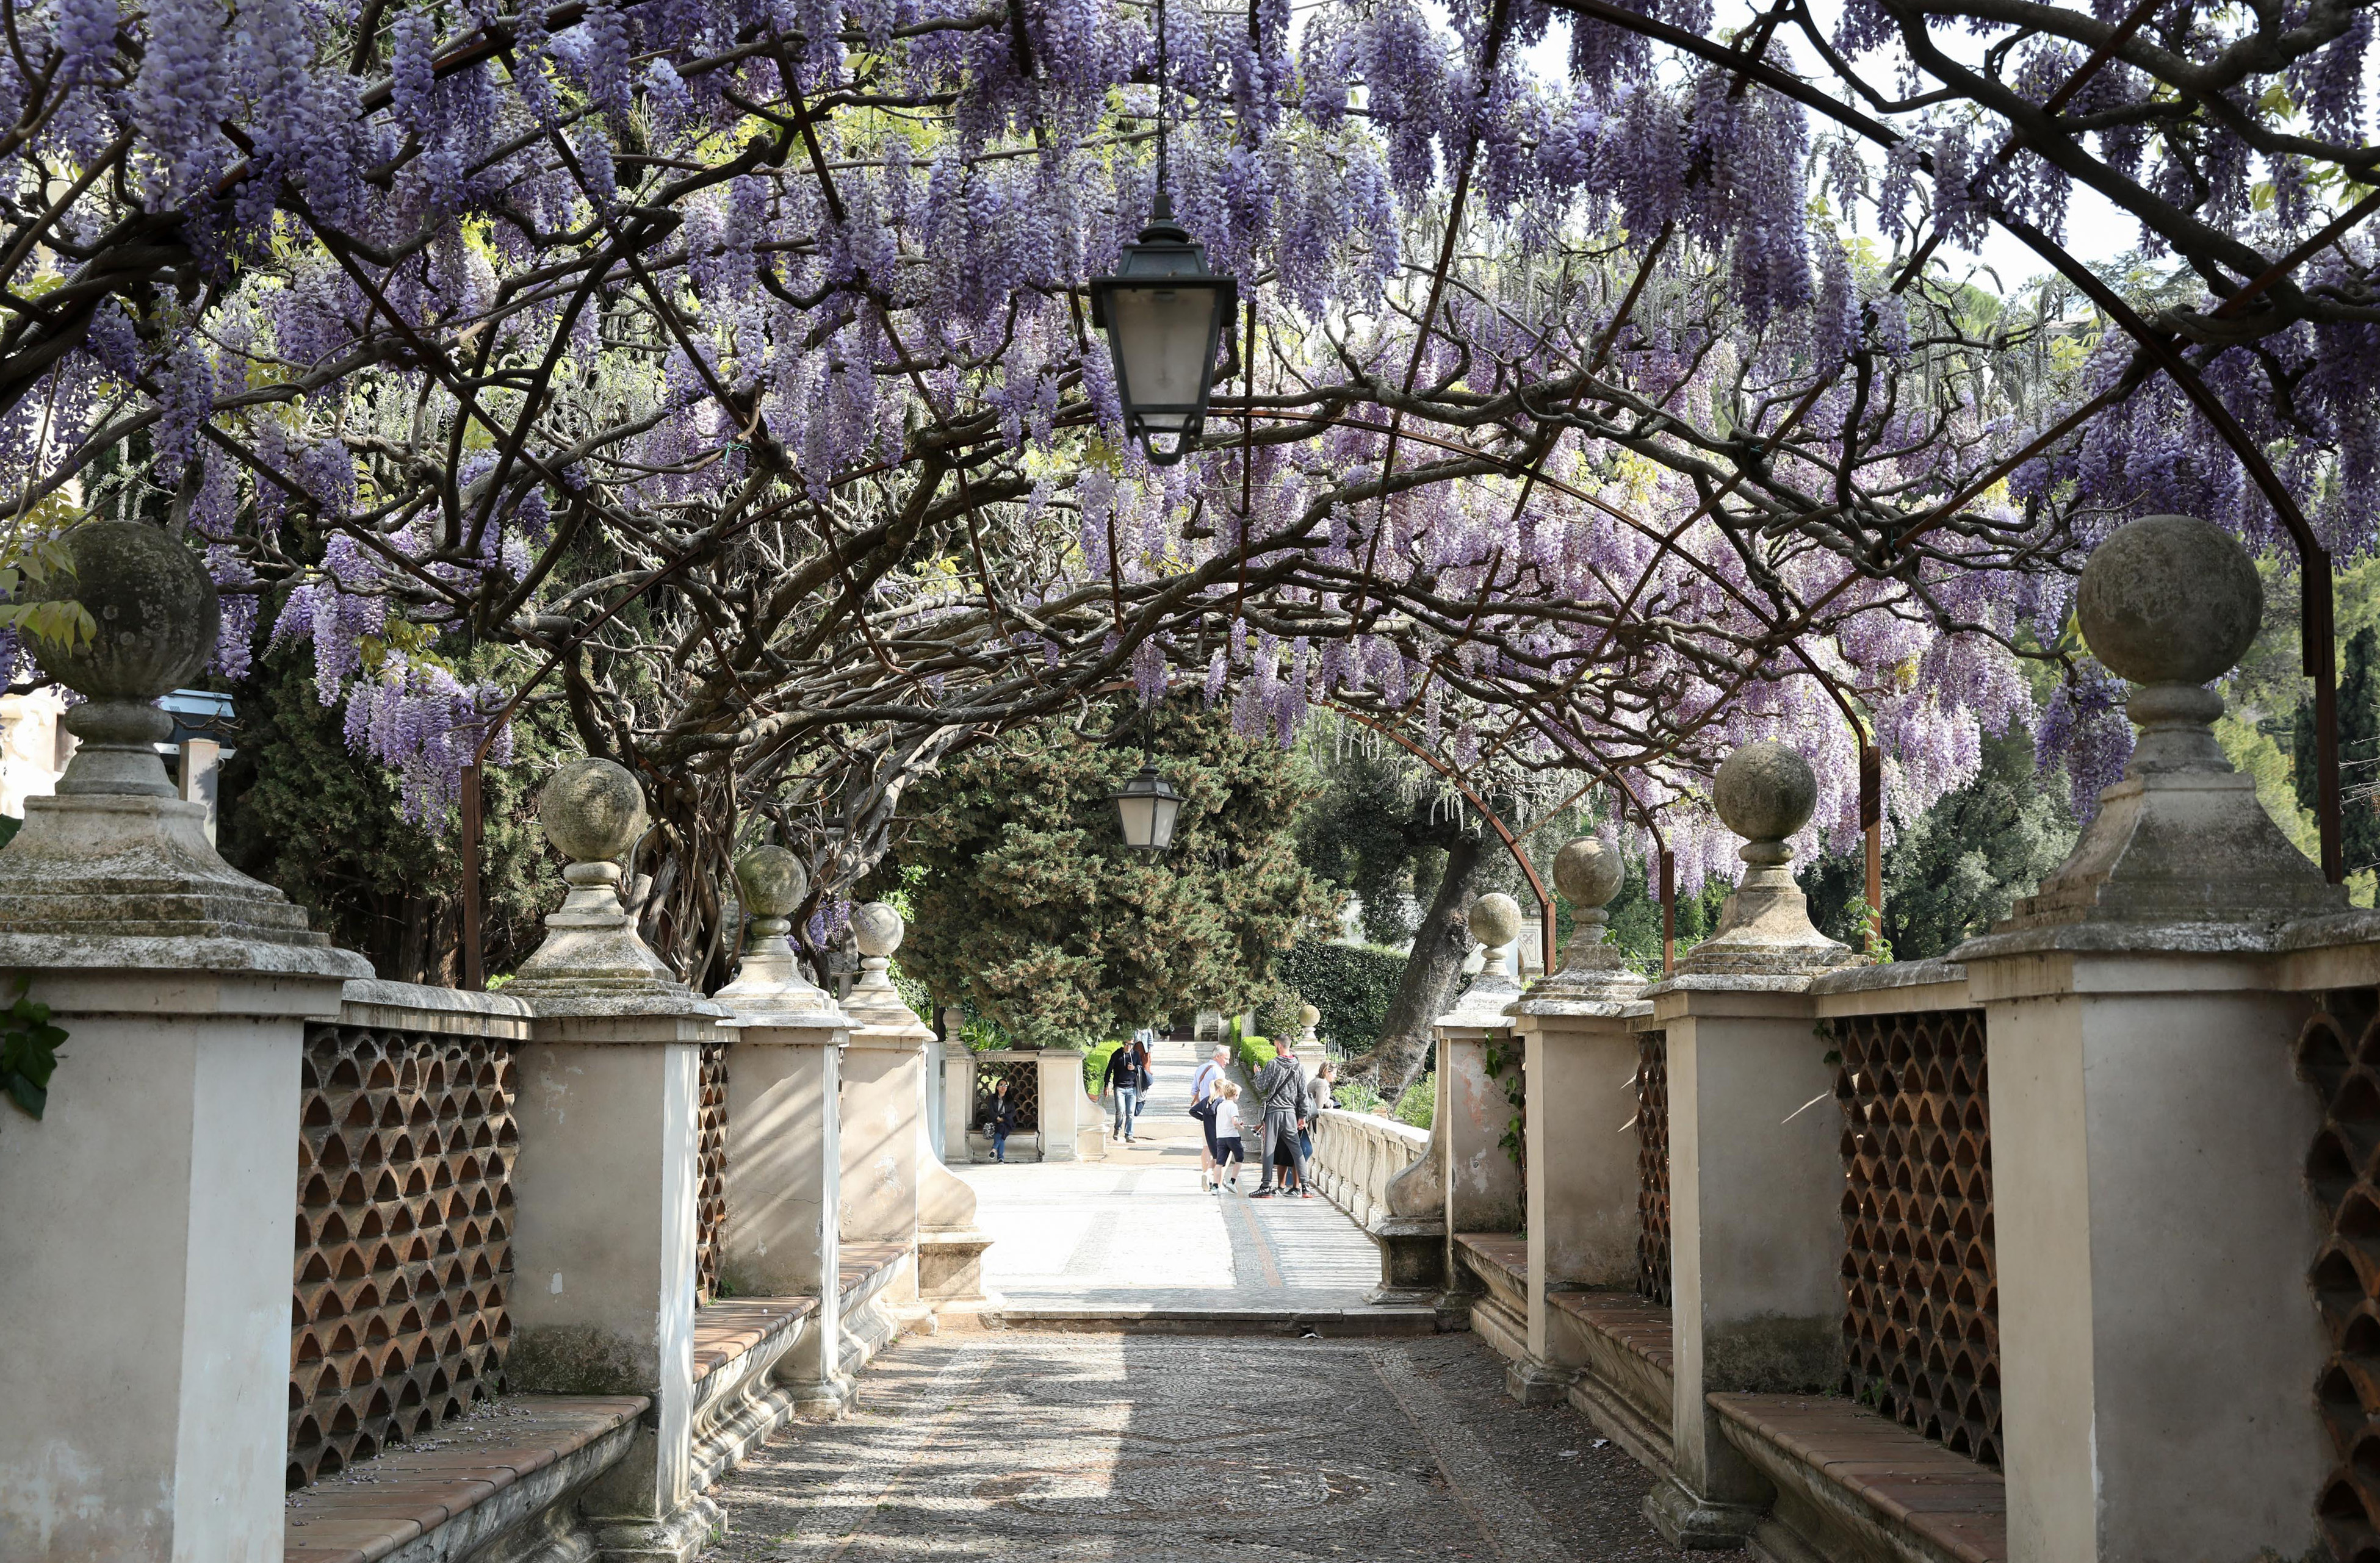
[1149,794,1181,849]
[1108,284,1215,419]
[1116,792,1159,848]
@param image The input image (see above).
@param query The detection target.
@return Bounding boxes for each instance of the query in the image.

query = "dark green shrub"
[1278,936,1406,1051]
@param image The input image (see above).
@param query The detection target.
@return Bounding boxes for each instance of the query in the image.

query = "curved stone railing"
[1310,1108,1430,1230]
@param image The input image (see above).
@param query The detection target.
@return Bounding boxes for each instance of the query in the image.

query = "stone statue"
[713,845,840,1019]
[1674,741,1850,977]
[1522,836,1646,1006]
[505,756,689,998]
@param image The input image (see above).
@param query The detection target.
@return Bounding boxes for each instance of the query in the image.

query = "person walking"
[987,1077,1017,1163]
[1249,1035,1310,1199]
[1192,1043,1230,1192]
[1210,1082,1247,1191]
[1103,1033,1151,1143]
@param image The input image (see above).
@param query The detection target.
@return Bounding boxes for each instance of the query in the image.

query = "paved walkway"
[705,1330,1687,1562]
[956,1039,1381,1313]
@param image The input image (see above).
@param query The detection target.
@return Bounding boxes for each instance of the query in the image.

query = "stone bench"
[283,1395,646,1563]
[1452,1233,1529,1368]
[1709,1392,2007,1563]
[1547,1290,1675,1468]
[689,1298,821,1493]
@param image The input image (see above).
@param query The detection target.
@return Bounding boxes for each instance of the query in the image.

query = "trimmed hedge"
[1083,1040,1124,1096]
[1278,937,1406,1052]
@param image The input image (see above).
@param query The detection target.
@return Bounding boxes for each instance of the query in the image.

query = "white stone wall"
[0,687,67,817]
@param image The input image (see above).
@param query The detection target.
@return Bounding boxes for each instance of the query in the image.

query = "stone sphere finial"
[539,758,647,868]
[1468,891,1522,949]
[20,522,220,702]
[2077,514,2260,688]
[1300,1001,1319,1027]
[732,845,807,938]
[852,901,904,958]
[1553,838,1625,911]
[1714,742,1817,862]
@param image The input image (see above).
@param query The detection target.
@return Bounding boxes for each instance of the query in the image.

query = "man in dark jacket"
[1249,1037,1309,1198]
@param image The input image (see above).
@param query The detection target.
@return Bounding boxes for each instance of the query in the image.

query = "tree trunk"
[1368,833,1485,1094]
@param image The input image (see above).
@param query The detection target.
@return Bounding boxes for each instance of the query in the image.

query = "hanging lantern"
[1108,763,1185,850]
[1087,193,1238,467]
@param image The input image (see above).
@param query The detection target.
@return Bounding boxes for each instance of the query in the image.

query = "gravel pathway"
[705,1329,1687,1562]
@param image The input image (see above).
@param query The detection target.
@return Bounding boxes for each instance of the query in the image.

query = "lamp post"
[1084,0,1237,467]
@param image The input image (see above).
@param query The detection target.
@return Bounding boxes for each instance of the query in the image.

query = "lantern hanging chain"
[1155,0,1169,199]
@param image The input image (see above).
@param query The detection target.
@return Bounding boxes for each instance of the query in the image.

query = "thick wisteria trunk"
[1369,834,1486,1095]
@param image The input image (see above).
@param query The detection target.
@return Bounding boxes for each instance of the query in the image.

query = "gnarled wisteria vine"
[0,0,2367,977]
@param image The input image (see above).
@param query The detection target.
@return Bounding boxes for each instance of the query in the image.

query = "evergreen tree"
[2296,627,2380,875]
[878,707,1334,1046]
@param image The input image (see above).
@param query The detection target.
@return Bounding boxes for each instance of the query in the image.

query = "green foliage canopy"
[1277,937,1407,1052]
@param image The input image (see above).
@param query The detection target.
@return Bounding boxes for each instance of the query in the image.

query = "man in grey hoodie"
[1249,1036,1310,1199]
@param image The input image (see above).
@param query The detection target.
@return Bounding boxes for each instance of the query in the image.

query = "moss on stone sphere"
[2076,513,2261,686]
[853,901,904,958]
[1713,742,1817,843]
[539,757,648,863]
[18,522,219,702]
[1552,838,1624,908]
[1468,891,1523,947]
[732,846,808,918]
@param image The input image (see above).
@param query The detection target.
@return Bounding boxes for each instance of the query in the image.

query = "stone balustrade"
[1308,1106,1430,1229]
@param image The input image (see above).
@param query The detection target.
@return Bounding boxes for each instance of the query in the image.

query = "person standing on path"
[1301,1059,1335,1171]
[1249,1036,1310,1199]
[1192,1043,1230,1191]
[1103,1032,1151,1143]
[987,1077,1017,1163]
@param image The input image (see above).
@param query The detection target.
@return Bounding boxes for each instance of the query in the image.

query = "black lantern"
[1109,762,1184,850]
[1087,195,1238,466]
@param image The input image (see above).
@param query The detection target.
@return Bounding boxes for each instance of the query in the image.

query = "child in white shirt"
[1211,1083,1246,1190]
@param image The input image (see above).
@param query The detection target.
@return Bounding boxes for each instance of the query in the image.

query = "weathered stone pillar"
[1373,899,1527,1308]
[1645,742,1853,1549]
[1036,1045,1086,1161]
[0,524,370,1562]
[712,846,852,1417]
[838,902,928,1321]
[1510,838,1648,1405]
[840,905,992,1311]
[1953,515,2340,1563]
[940,1007,976,1163]
[503,758,727,1562]
[1294,1001,1329,1075]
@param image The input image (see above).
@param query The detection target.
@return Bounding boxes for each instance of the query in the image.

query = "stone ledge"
[971,1305,1441,1337]
[1548,1290,1675,1473]
[1808,959,1967,997]
[337,978,533,1040]
[1708,1392,2006,1563]
[283,1393,646,1563]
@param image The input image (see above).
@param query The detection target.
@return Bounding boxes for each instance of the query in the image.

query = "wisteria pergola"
[0,0,2370,985]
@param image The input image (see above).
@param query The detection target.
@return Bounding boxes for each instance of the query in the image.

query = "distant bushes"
[1278,937,1406,1052]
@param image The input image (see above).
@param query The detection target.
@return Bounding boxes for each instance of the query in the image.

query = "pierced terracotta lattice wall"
[1833,1008,1999,1467]
[975,1058,1040,1131]
[2298,993,2380,1563]
[290,1023,517,1489]
[1636,1031,1670,1306]
[695,1041,729,1301]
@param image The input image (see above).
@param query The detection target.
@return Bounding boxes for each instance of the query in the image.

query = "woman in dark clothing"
[987,1078,1017,1163]
[1103,1037,1152,1142]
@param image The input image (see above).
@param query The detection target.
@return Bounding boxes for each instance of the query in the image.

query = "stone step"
[965,1304,1443,1337]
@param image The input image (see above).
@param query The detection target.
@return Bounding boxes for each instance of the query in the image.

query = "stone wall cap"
[1807,958,1968,997]
[1951,919,2283,962]
[1645,971,1817,997]
[341,977,535,1018]
[0,931,371,980]
[718,1004,851,1032]
[1513,993,1655,1019]
[518,990,731,1021]
[2276,909,2380,954]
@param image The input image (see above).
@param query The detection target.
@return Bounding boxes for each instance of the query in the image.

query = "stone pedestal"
[0,523,373,1562]
[1940,516,2345,1563]
[942,1038,977,1162]
[1036,1047,1086,1161]
[840,915,991,1314]
[1408,896,1528,1324]
[713,893,853,1418]
[1642,743,1853,1550]
[1511,847,1648,1406]
[505,760,727,1561]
